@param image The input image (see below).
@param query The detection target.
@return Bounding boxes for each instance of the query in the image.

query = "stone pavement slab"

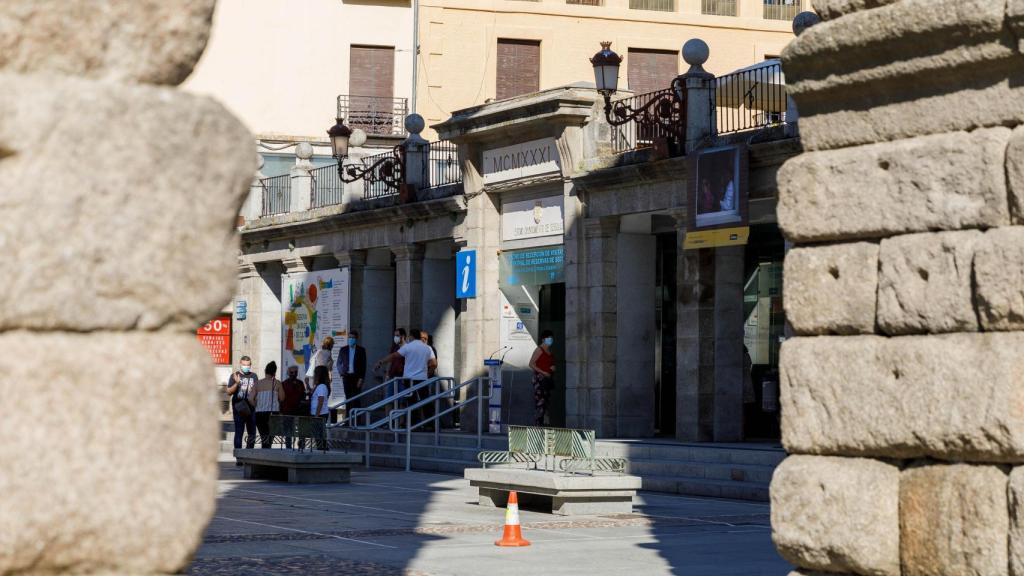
[187,462,790,576]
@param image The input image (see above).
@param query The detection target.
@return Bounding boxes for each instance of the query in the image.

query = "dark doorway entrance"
[655,233,677,436]
[538,283,566,428]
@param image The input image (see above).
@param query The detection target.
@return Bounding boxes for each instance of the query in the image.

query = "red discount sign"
[197,315,232,365]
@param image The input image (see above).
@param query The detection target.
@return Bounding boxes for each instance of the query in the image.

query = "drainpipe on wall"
[411,0,419,114]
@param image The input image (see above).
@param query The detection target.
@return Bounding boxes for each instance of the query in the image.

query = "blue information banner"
[455,250,477,299]
[499,245,565,287]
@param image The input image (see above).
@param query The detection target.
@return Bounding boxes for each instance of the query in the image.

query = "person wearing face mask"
[528,331,556,426]
[386,328,407,399]
[226,356,259,451]
[336,330,367,412]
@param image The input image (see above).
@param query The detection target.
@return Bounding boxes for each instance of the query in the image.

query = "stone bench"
[234,449,362,484]
[465,467,642,516]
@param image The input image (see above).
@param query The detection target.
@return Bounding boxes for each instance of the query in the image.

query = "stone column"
[680,39,715,154]
[0,2,255,573]
[289,143,313,214]
[712,246,744,442]
[675,242,715,442]
[615,233,657,438]
[770,5,1024,576]
[362,250,397,370]
[334,249,366,331]
[392,244,425,331]
[423,243,457,377]
[581,216,619,437]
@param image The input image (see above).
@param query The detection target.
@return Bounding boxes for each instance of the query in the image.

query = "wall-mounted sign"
[482,138,561,185]
[235,300,247,320]
[282,268,350,382]
[197,315,232,366]
[455,250,477,299]
[501,196,565,242]
[499,245,565,287]
[685,144,749,250]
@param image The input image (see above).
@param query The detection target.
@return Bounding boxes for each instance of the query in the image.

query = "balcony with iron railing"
[702,0,737,16]
[336,95,409,137]
[260,174,291,216]
[711,60,789,139]
[763,0,801,20]
[608,88,686,155]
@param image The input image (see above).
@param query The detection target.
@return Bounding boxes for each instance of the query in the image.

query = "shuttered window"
[349,45,395,99]
[627,48,678,95]
[496,39,541,101]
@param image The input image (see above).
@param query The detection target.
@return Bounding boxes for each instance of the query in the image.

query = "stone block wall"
[0,1,255,574]
[772,1,1024,575]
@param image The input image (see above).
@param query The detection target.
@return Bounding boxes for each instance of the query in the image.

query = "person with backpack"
[226,355,258,451]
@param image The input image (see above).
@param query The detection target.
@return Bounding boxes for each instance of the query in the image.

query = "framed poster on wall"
[684,144,750,249]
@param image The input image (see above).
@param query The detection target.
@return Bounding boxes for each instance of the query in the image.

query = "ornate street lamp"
[326,116,403,191]
[588,41,685,138]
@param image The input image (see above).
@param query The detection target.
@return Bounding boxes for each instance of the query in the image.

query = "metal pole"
[411,0,419,114]
[406,416,412,472]
[477,378,483,449]
[434,380,440,446]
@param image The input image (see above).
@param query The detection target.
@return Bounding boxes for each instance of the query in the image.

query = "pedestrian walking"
[279,365,306,449]
[336,330,367,412]
[376,328,436,428]
[253,361,281,449]
[309,365,331,451]
[529,330,556,426]
[226,356,258,451]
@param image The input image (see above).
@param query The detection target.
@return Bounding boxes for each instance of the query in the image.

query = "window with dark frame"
[348,45,396,134]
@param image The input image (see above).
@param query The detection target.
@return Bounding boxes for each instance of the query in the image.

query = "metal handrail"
[327,376,411,428]
[388,376,493,472]
[348,376,453,468]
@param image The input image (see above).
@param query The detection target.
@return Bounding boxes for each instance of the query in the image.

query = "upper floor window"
[496,39,541,101]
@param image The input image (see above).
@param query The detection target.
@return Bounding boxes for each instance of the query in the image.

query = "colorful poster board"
[685,144,750,249]
[197,315,232,365]
[281,268,350,382]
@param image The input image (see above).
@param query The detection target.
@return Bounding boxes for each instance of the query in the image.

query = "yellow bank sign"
[684,226,750,249]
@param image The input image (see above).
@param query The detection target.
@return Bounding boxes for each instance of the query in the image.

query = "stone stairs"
[219,422,783,501]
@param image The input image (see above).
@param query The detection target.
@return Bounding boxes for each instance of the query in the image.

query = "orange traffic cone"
[495,491,531,547]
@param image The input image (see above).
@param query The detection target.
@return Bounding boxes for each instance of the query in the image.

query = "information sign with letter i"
[456,250,477,299]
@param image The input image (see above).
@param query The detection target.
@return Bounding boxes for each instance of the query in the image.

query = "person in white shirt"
[308,365,331,451]
[375,328,437,427]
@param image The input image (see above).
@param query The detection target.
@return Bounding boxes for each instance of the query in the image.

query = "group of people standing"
[228,325,559,445]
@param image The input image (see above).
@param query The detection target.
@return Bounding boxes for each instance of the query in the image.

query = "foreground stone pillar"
[772,3,1024,575]
[0,1,255,574]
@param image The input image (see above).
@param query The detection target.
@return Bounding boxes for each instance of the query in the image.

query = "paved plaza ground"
[187,457,791,575]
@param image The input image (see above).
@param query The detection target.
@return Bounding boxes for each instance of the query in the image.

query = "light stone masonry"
[771,455,900,576]
[811,0,898,20]
[900,464,1009,576]
[975,226,1024,331]
[876,230,981,335]
[1005,126,1024,224]
[0,0,216,85]
[780,334,1024,462]
[0,332,221,574]
[0,73,254,332]
[1009,467,1024,576]
[777,128,1011,243]
[784,242,878,335]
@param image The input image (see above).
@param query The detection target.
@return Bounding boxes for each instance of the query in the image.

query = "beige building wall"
[183,0,414,140]
[417,0,803,135]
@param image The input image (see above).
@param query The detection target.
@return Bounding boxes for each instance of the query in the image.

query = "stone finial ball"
[295,141,314,160]
[350,129,368,148]
[793,11,822,36]
[682,39,710,67]
[405,113,426,135]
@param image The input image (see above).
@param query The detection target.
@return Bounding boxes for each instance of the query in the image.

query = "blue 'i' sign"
[456,250,477,299]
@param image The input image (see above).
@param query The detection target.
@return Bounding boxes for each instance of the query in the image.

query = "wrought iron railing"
[711,61,787,137]
[336,95,409,136]
[763,0,801,20]
[310,163,344,208]
[422,140,462,191]
[702,0,737,15]
[362,147,404,200]
[609,88,686,154]
[260,174,291,216]
[629,0,674,10]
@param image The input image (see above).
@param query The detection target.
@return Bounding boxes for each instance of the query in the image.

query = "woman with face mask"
[385,328,407,400]
[528,330,556,426]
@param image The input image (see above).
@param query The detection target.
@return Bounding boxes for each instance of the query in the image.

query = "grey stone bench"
[234,449,362,484]
[465,468,641,516]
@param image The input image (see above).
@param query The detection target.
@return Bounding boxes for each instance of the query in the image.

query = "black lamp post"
[589,41,686,136]
[327,116,403,191]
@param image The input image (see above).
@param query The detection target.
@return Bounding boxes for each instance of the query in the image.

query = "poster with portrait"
[685,144,750,249]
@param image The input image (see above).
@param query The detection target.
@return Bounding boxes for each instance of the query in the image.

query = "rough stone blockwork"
[0,1,254,574]
[778,1,1024,574]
